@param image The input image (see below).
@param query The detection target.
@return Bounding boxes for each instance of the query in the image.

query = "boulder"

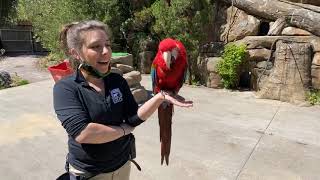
[248,48,272,62]
[256,61,273,70]
[207,72,223,88]
[311,65,320,89]
[131,87,149,104]
[111,54,133,67]
[282,27,312,36]
[251,68,271,91]
[115,64,134,74]
[312,53,320,65]
[0,71,12,88]
[311,38,320,52]
[123,71,142,87]
[110,67,123,76]
[220,7,260,42]
[139,51,154,74]
[200,42,225,57]
[235,36,320,52]
[206,57,223,88]
[268,18,287,36]
[207,57,221,72]
[257,41,313,104]
[286,0,320,6]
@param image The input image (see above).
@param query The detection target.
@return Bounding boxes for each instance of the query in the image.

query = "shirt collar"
[73,69,89,86]
[73,69,109,86]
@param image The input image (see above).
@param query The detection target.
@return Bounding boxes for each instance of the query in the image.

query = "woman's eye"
[92,45,101,49]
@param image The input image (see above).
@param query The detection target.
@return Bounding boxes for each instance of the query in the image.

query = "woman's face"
[79,29,112,74]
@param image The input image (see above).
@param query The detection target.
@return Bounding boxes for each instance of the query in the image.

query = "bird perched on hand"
[151,38,187,165]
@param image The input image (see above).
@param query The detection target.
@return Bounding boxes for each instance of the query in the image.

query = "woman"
[54,20,193,180]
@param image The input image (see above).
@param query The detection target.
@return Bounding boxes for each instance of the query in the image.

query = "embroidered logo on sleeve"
[110,88,123,104]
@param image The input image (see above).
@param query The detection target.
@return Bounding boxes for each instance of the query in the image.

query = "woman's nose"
[102,46,110,55]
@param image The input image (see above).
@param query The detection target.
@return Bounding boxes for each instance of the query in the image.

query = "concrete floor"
[0,74,319,180]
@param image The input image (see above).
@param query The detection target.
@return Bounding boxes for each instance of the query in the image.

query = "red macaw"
[151,38,187,165]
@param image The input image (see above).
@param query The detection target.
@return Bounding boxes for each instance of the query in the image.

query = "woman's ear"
[70,48,81,60]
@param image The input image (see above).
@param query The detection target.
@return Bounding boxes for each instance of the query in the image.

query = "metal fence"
[0,26,47,53]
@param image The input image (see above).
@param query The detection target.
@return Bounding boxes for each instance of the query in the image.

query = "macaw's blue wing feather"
[151,64,157,93]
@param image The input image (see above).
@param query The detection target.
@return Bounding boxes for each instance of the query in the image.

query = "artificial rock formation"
[256,41,313,104]
[111,54,148,104]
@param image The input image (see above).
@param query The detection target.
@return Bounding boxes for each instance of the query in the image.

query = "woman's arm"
[137,91,193,121]
[75,123,134,144]
[54,80,134,144]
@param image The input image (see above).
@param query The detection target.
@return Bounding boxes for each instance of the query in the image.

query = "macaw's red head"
[157,38,187,71]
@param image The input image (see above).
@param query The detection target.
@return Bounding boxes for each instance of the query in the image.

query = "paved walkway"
[0,73,319,179]
[0,55,51,83]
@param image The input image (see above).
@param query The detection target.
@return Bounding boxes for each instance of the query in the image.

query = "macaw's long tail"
[158,102,173,166]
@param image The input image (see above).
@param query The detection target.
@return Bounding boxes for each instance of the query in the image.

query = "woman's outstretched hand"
[161,91,193,107]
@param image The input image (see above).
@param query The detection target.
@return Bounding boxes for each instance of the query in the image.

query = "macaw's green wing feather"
[151,64,157,93]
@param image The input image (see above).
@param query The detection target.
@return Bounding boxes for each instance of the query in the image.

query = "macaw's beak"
[163,51,172,69]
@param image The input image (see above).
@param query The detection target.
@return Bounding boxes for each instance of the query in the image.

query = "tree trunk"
[219,0,320,36]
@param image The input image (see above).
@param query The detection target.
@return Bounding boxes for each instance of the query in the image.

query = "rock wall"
[199,3,320,104]
[256,41,313,104]
[111,54,149,104]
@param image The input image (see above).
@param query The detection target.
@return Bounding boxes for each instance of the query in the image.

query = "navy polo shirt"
[53,69,144,173]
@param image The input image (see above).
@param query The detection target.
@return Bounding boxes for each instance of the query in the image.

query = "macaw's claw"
[158,103,173,166]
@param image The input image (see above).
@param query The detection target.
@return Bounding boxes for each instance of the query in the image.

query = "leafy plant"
[307,90,320,105]
[217,43,247,89]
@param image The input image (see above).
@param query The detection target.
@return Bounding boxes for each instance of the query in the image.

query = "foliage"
[37,53,64,69]
[120,7,156,69]
[217,43,247,89]
[307,90,320,105]
[150,0,215,84]
[15,0,216,73]
[16,0,132,64]
[11,73,29,87]
[0,0,17,25]
[17,0,85,61]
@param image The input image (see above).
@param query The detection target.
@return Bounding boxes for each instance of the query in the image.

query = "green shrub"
[307,90,320,105]
[217,44,247,89]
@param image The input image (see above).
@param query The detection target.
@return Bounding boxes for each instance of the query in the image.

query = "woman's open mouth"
[97,61,110,65]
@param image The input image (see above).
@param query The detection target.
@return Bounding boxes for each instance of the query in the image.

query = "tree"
[16,0,132,59]
[0,0,17,25]
[150,0,215,84]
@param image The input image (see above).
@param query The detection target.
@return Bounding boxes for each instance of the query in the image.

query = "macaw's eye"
[171,55,176,62]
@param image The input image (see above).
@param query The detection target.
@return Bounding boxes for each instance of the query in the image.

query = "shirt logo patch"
[110,88,123,104]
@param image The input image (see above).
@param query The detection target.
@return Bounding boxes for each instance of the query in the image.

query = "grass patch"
[112,52,129,57]
[10,73,29,87]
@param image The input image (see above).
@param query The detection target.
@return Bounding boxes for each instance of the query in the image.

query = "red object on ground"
[48,61,74,83]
